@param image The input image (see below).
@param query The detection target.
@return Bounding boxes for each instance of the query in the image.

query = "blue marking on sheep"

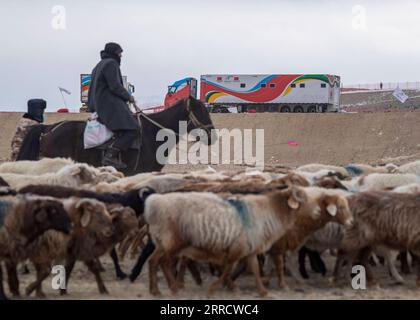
[226,199,252,229]
[345,165,364,176]
[0,201,10,228]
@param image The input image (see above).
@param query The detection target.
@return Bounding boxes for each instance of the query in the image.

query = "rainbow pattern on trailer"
[200,74,340,105]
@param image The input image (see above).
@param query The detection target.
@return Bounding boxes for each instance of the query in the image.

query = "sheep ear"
[287,197,300,210]
[138,187,156,200]
[326,203,337,216]
[80,211,92,228]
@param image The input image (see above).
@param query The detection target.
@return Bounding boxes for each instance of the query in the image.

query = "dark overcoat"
[87,53,138,131]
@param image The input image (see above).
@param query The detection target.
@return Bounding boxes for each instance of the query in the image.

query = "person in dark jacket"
[10,99,46,161]
[87,42,139,169]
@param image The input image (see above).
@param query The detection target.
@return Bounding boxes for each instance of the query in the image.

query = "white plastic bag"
[83,113,114,149]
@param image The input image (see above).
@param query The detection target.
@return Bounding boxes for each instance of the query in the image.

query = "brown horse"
[17,97,216,175]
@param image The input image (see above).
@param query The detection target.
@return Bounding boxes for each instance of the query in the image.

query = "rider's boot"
[102,147,127,170]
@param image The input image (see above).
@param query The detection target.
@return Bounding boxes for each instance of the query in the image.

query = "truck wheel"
[280,106,291,113]
[293,106,304,113]
[308,106,317,113]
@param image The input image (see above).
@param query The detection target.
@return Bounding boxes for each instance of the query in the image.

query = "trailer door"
[189,78,198,99]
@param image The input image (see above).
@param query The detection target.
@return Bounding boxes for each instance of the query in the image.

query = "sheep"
[330,191,420,286]
[266,187,353,289]
[144,186,326,296]
[396,160,420,175]
[0,195,72,298]
[0,157,74,175]
[0,177,9,187]
[23,201,138,297]
[357,173,420,192]
[0,164,94,189]
[344,163,397,176]
[296,164,350,179]
[5,197,115,297]
[302,222,406,285]
[18,184,155,218]
[392,183,420,194]
[18,184,155,280]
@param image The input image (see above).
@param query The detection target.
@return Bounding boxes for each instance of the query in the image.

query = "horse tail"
[16,124,48,161]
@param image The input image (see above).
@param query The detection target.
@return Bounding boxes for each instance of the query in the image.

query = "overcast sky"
[1,0,419,111]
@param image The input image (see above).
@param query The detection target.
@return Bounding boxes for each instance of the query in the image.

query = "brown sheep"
[267,188,353,288]
[5,197,115,298]
[335,191,420,286]
[23,202,137,297]
[0,195,72,299]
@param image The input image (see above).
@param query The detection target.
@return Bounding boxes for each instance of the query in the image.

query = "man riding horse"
[88,42,139,170]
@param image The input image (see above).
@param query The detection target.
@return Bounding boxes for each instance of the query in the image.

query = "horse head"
[185,96,217,145]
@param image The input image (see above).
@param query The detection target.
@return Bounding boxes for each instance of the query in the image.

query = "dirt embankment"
[1,112,419,166]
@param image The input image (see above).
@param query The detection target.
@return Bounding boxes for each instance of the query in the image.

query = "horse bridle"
[134,99,213,136]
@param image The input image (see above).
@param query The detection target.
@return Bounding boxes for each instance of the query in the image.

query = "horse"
[17,97,216,175]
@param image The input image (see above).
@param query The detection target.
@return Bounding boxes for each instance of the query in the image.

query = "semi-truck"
[161,74,341,113]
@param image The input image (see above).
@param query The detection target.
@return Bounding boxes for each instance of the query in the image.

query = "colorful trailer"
[200,74,341,113]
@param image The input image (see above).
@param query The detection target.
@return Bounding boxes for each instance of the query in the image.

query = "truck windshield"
[168,86,177,94]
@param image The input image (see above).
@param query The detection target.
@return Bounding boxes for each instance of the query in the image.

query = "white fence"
[342,82,420,91]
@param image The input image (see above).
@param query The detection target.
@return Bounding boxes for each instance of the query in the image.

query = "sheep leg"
[248,255,268,297]
[399,250,411,275]
[0,265,7,301]
[85,260,109,294]
[383,250,405,284]
[230,259,247,281]
[110,248,127,280]
[285,252,304,285]
[271,252,287,289]
[160,254,178,295]
[208,262,235,296]
[186,259,202,286]
[5,261,20,297]
[25,263,49,298]
[130,237,155,282]
[60,258,76,295]
[358,247,379,287]
[298,247,309,279]
[175,257,187,288]
[148,247,166,296]
[332,250,348,283]
[308,250,327,276]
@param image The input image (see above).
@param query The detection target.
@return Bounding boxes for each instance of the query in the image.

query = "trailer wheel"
[293,106,304,113]
[308,106,317,113]
[280,106,291,113]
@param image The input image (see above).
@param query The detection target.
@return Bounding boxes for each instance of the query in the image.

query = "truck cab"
[164,77,197,108]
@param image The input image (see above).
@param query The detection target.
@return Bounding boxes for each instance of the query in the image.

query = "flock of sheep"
[0,157,420,299]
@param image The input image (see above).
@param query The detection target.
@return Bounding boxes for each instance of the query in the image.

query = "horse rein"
[133,101,213,136]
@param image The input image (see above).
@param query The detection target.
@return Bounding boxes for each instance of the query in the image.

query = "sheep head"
[23,198,72,243]
[321,193,353,226]
[108,205,138,235]
[74,198,115,238]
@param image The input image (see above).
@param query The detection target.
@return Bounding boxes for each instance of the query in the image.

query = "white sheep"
[392,183,420,194]
[396,160,420,175]
[357,173,420,191]
[0,158,74,175]
[296,164,350,179]
[144,186,324,296]
[1,163,98,189]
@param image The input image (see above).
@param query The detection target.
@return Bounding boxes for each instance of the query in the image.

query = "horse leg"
[110,248,127,280]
